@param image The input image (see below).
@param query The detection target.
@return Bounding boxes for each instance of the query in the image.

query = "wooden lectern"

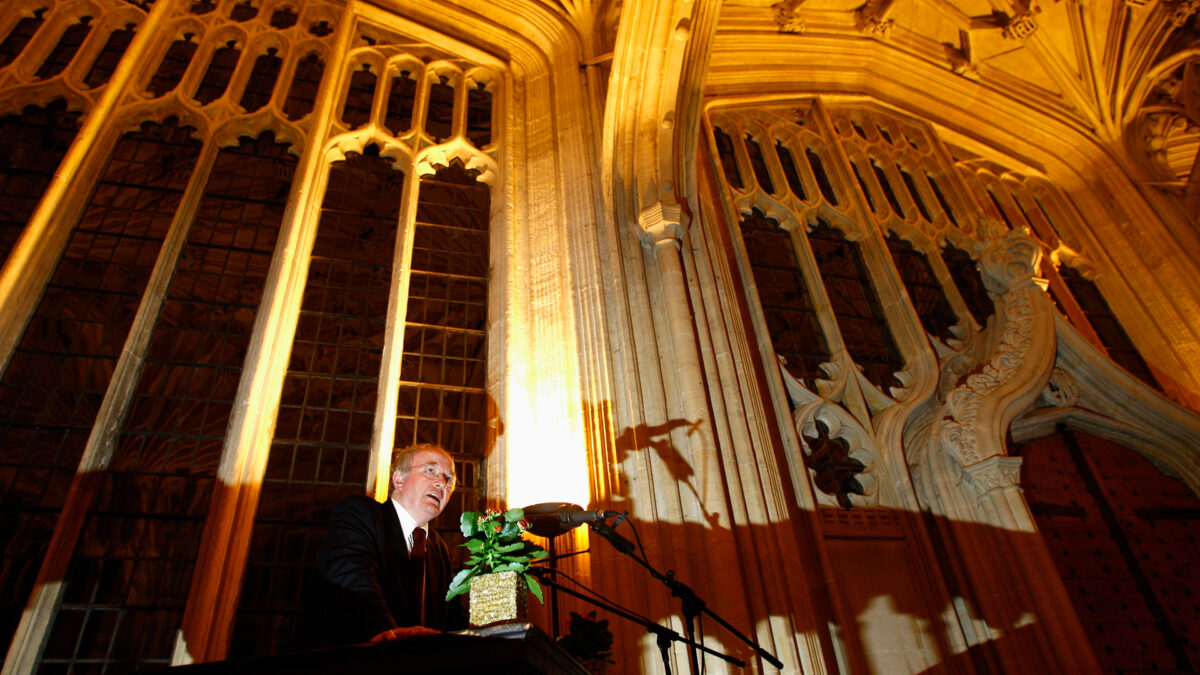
[144,624,588,674]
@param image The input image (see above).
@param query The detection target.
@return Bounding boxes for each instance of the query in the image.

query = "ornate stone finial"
[1002,8,1040,39]
[772,0,807,33]
[638,200,686,248]
[977,227,1044,294]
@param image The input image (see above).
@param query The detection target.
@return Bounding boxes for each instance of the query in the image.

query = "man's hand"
[369,625,442,643]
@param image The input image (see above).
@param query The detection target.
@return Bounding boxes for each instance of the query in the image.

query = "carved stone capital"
[639,201,687,249]
[961,455,1024,500]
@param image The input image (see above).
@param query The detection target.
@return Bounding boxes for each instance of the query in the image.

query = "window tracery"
[0,2,504,668]
[705,101,1174,514]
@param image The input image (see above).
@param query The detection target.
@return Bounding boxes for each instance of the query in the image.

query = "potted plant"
[445,507,548,627]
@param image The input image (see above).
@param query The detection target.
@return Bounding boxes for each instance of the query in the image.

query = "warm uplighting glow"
[505,404,590,508]
[503,362,591,508]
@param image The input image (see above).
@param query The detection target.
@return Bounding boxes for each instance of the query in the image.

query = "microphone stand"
[528,567,744,675]
[590,518,786,673]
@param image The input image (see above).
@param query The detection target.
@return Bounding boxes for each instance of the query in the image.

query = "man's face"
[392,449,456,526]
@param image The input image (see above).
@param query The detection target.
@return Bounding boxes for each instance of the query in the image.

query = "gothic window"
[398,161,489,520]
[385,70,417,136]
[851,160,875,212]
[238,47,281,113]
[807,147,838,206]
[0,101,82,265]
[899,168,932,222]
[230,1,258,22]
[0,9,46,68]
[941,243,993,327]
[0,120,203,658]
[926,171,959,228]
[147,35,198,97]
[776,141,808,201]
[231,150,399,658]
[712,126,743,190]
[808,220,904,392]
[986,187,1015,228]
[1059,267,1160,390]
[34,16,91,80]
[341,63,376,130]
[35,133,292,674]
[745,134,775,194]
[465,82,492,147]
[194,40,241,105]
[885,233,958,342]
[269,8,298,29]
[739,209,831,388]
[873,160,905,219]
[84,24,136,88]
[283,53,324,121]
[426,75,455,142]
[0,5,504,668]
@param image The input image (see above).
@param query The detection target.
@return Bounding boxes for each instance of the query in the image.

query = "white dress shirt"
[390,498,427,553]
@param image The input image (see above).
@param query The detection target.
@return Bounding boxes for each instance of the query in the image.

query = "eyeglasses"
[414,463,456,491]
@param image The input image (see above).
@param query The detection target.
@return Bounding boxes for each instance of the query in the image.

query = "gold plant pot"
[469,570,527,628]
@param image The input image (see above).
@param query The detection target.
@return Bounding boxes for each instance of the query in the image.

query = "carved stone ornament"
[794,400,880,508]
[772,0,807,33]
[1037,367,1080,407]
[976,226,1043,295]
[1002,9,1039,40]
[939,228,1048,465]
[1165,0,1200,27]
[638,200,687,248]
[961,455,1024,500]
[856,0,896,36]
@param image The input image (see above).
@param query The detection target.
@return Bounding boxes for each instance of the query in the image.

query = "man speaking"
[305,443,467,646]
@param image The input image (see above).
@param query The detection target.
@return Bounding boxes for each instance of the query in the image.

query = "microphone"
[522,502,619,537]
[590,520,636,554]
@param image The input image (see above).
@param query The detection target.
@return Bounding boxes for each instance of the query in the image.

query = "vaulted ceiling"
[704,0,1200,211]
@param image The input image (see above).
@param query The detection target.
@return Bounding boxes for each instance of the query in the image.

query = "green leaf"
[495,541,524,554]
[525,574,544,603]
[464,538,485,553]
[445,568,476,601]
[529,547,549,559]
[460,512,480,537]
[503,508,524,523]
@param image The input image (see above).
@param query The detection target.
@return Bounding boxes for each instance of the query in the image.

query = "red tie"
[411,528,427,560]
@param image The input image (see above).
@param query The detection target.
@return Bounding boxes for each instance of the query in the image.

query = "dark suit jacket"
[305,495,466,647]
